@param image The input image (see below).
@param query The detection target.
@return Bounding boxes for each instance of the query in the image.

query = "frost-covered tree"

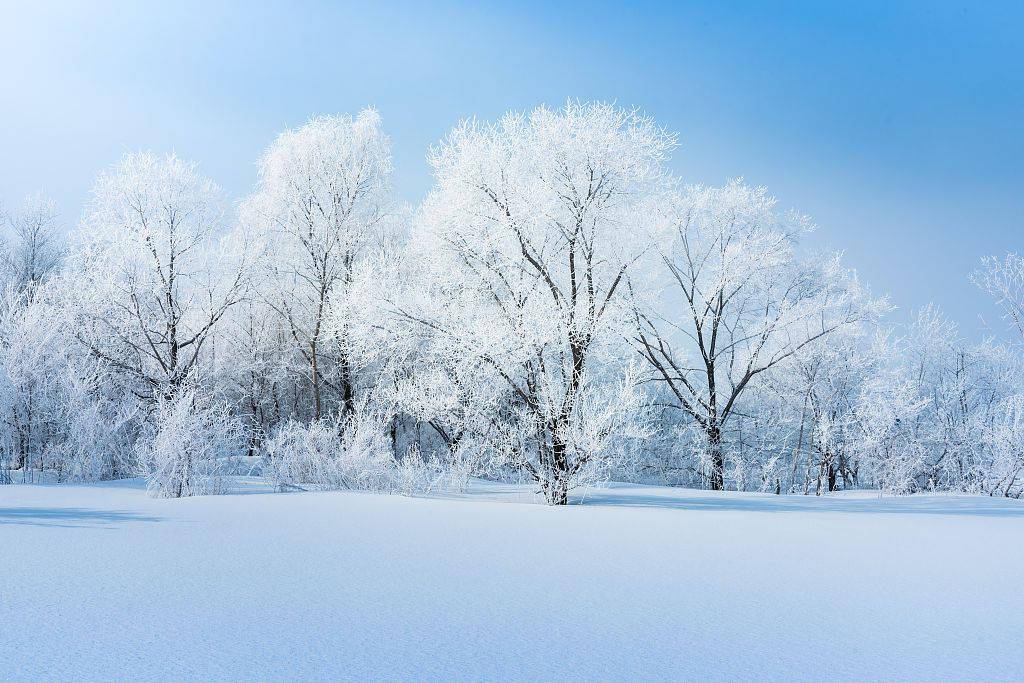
[855,371,930,495]
[0,280,138,483]
[0,285,65,475]
[631,181,881,490]
[826,304,1024,497]
[0,195,66,477]
[396,102,670,504]
[974,252,1024,342]
[768,326,882,494]
[881,306,1022,494]
[241,110,393,421]
[70,152,247,400]
[983,394,1024,497]
[220,297,303,453]
[1,193,64,293]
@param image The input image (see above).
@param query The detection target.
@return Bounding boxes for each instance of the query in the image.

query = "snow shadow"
[577,490,1024,517]
[0,507,163,528]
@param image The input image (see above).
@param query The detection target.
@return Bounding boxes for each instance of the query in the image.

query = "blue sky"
[1,1,1021,336]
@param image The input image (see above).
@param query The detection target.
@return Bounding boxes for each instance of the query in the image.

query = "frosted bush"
[139,387,243,498]
[50,373,138,482]
[391,446,443,496]
[983,395,1024,498]
[262,404,474,496]
[262,405,395,492]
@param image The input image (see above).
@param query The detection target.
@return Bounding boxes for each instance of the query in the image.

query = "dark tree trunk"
[708,424,725,491]
[548,427,571,505]
[310,341,321,421]
[339,352,355,418]
[546,472,569,505]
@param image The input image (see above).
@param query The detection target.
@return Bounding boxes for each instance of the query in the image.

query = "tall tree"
[398,102,671,504]
[71,152,247,399]
[242,110,393,420]
[631,180,878,490]
[0,194,65,474]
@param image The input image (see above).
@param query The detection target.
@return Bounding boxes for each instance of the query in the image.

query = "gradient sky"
[1,1,1021,337]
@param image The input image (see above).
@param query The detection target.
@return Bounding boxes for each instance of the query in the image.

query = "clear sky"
[1,1,1021,337]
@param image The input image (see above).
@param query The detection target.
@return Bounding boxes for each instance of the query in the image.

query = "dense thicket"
[2,102,1021,502]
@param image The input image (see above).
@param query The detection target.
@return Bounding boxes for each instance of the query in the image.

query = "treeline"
[1,102,1021,503]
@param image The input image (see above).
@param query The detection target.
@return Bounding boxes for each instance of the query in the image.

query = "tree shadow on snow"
[0,507,163,528]
[576,490,1024,517]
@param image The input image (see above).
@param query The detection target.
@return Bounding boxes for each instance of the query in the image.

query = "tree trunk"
[553,481,568,505]
[839,451,850,489]
[708,424,725,491]
[339,351,355,417]
[546,472,569,505]
[310,341,322,420]
[548,428,571,505]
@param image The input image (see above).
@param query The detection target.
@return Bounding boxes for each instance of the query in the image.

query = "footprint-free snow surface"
[2,479,1022,681]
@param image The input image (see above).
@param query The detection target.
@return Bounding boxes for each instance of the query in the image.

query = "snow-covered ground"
[2,480,1022,681]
